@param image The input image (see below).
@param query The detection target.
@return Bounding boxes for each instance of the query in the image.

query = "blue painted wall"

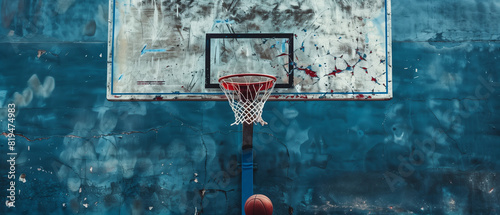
[1,0,499,214]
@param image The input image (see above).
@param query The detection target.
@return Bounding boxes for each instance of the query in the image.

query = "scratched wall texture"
[0,0,499,214]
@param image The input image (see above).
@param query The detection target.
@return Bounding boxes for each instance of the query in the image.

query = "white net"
[219,74,276,126]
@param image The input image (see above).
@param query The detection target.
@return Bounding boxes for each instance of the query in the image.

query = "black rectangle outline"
[205,33,294,88]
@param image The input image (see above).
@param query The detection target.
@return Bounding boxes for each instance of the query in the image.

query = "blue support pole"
[242,148,253,215]
[241,122,254,215]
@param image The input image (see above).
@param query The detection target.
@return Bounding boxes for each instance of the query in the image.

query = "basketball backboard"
[107,0,392,101]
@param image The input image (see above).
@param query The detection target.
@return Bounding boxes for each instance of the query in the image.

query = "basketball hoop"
[219,73,277,126]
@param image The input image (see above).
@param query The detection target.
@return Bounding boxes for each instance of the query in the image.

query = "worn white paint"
[107,0,392,100]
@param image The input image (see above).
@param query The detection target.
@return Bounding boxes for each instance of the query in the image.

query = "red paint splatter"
[276,53,289,57]
[297,67,318,78]
[362,67,368,73]
[154,96,163,100]
[356,94,365,99]
[371,77,377,82]
[331,90,334,93]
[367,96,372,99]
[327,66,343,76]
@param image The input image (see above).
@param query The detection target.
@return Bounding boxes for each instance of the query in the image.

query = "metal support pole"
[241,122,253,215]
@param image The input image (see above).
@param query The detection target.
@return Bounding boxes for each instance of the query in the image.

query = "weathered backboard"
[107,0,392,101]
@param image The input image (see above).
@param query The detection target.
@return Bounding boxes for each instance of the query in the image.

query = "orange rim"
[219,73,277,91]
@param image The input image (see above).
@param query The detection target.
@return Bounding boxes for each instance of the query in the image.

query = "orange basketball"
[244,194,273,215]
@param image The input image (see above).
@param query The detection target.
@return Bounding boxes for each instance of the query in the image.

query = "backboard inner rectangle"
[205,34,294,88]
